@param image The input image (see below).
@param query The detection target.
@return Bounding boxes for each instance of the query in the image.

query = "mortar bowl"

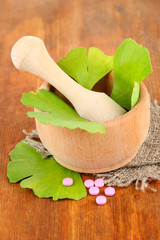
[35,76,150,173]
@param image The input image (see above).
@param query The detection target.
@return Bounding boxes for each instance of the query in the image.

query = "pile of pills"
[62,177,115,205]
[84,178,115,205]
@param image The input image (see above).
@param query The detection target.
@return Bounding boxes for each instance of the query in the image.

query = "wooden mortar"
[35,74,150,173]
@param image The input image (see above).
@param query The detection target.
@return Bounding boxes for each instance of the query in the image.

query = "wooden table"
[0,0,160,239]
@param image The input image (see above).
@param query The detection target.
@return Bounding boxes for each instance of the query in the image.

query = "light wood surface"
[35,80,150,173]
[0,0,160,239]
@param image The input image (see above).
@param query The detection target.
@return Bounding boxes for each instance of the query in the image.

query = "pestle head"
[11,36,44,71]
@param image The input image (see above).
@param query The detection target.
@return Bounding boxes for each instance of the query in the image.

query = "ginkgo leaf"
[111,38,152,110]
[7,141,87,201]
[21,89,106,134]
[57,47,114,89]
[131,81,140,109]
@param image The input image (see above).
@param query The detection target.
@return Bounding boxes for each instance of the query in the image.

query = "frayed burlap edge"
[22,100,160,192]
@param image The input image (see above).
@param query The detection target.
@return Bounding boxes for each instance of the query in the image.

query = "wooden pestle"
[11,36,126,122]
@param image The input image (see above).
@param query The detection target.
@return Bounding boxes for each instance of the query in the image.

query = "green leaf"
[7,141,87,201]
[131,81,140,109]
[58,48,88,88]
[57,47,113,89]
[111,38,152,110]
[21,89,106,134]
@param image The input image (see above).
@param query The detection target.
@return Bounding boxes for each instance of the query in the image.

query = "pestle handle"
[11,36,126,122]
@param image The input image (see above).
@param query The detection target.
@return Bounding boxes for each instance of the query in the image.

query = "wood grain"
[0,0,160,239]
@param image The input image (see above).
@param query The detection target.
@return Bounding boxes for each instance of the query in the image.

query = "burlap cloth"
[22,100,160,192]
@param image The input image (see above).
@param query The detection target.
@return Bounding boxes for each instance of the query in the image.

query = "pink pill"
[62,178,73,186]
[84,179,94,188]
[96,196,107,205]
[105,187,115,196]
[95,179,104,188]
[89,186,100,196]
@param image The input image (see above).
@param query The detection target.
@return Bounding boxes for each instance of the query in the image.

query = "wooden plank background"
[0,0,160,239]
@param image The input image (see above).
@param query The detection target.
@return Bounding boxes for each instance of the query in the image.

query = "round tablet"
[89,186,100,196]
[84,179,94,188]
[95,179,104,188]
[96,196,107,205]
[62,178,73,186]
[105,187,115,196]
